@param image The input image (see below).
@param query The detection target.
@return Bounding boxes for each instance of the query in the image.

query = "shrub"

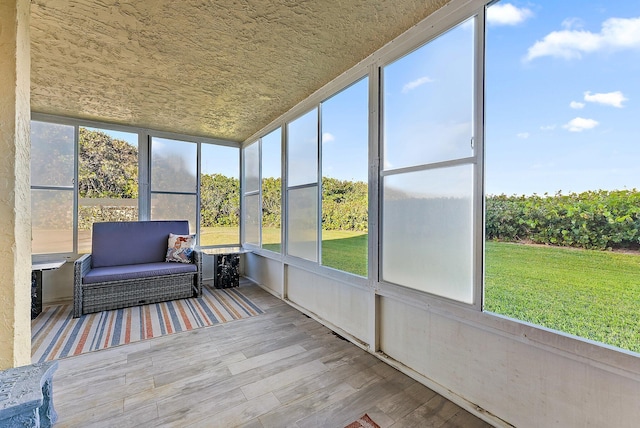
[486,190,640,250]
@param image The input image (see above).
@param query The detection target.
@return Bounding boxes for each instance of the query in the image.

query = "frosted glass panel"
[244,194,260,245]
[383,18,474,170]
[151,137,197,193]
[287,186,318,261]
[244,142,260,192]
[382,165,474,303]
[287,109,318,187]
[31,121,74,187]
[32,189,74,254]
[151,193,197,234]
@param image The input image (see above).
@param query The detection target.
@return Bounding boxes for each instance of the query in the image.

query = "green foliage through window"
[486,190,640,251]
[79,128,138,199]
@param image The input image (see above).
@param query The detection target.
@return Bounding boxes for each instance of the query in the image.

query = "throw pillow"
[166,233,196,263]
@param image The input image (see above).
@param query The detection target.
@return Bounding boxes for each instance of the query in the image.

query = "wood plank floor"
[51,280,493,427]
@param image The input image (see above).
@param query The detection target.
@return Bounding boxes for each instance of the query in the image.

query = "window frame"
[30,114,240,257]
[149,135,200,235]
[285,108,320,263]
[242,140,261,247]
[378,14,482,308]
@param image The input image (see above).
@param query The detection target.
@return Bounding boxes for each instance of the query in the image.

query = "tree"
[200,173,240,226]
[78,127,138,199]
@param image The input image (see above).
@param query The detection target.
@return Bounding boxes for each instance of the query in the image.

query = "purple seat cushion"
[83,262,197,284]
[91,221,190,268]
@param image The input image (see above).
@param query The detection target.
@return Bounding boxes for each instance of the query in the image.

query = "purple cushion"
[83,262,197,284]
[91,221,190,268]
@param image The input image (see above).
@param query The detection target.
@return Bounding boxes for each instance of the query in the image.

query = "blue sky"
[485,1,640,195]
[318,1,640,196]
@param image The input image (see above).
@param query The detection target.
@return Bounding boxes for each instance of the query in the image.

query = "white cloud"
[540,125,556,131]
[525,16,640,61]
[322,132,335,143]
[487,3,533,26]
[563,117,599,132]
[517,132,530,139]
[402,76,434,93]
[562,18,584,30]
[570,101,585,109]
[584,90,628,108]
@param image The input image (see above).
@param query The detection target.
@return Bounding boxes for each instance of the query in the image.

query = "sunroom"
[2,0,639,426]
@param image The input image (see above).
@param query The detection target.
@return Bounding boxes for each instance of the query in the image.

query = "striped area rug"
[32,285,263,363]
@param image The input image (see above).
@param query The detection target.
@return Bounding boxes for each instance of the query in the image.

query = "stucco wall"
[0,0,32,369]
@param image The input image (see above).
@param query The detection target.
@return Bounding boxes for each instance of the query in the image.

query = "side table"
[31,261,65,319]
[200,247,250,289]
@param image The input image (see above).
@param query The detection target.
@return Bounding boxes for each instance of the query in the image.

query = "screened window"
[150,137,197,233]
[261,128,282,253]
[321,78,369,276]
[78,127,138,253]
[484,0,640,353]
[381,18,476,303]
[30,121,75,254]
[287,109,319,261]
[200,143,240,246]
[243,141,260,246]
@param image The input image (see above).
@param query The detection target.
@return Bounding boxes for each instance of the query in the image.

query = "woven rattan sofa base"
[77,273,196,316]
[73,250,203,317]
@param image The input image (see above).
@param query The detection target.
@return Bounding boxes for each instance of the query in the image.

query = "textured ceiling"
[30,0,449,142]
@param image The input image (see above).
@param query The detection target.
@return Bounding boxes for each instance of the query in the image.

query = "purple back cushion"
[91,221,190,268]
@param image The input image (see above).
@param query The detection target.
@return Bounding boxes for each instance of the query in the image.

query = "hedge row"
[486,190,640,250]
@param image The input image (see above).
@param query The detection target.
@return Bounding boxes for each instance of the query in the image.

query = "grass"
[485,241,640,353]
[200,226,639,353]
[200,226,240,247]
[322,230,368,276]
[262,229,368,276]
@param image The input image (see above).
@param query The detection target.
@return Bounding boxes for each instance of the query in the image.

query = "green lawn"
[200,226,240,247]
[262,229,368,276]
[201,227,639,353]
[322,230,368,276]
[485,241,640,353]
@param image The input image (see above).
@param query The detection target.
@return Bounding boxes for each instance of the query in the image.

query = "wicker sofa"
[73,220,202,317]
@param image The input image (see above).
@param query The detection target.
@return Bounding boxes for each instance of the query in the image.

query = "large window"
[261,128,282,253]
[484,1,640,352]
[30,121,75,254]
[321,78,369,276]
[200,143,240,246]
[78,127,138,253]
[30,118,240,254]
[242,128,282,252]
[381,18,476,303]
[243,141,260,246]
[260,82,370,276]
